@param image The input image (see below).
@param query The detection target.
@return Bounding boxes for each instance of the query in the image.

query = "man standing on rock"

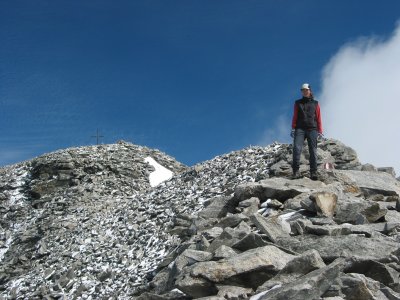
[291,83,323,180]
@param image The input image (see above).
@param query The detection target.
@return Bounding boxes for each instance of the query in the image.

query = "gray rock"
[318,139,361,169]
[198,196,238,219]
[175,272,217,298]
[231,232,269,251]
[183,249,213,262]
[335,195,387,224]
[191,245,295,284]
[340,273,397,300]
[266,199,284,209]
[344,257,400,292]
[378,167,397,177]
[304,222,400,237]
[284,193,307,210]
[174,249,214,278]
[215,214,249,229]
[216,285,253,299]
[335,170,400,197]
[362,163,377,172]
[234,177,326,202]
[238,197,260,216]
[305,224,353,236]
[367,193,386,202]
[290,218,313,235]
[309,217,337,226]
[98,268,113,282]
[348,222,400,236]
[206,223,251,253]
[149,267,174,294]
[278,249,326,275]
[385,210,400,223]
[136,289,191,300]
[363,204,388,223]
[238,197,259,208]
[195,296,224,300]
[269,160,292,177]
[250,213,290,243]
[277,235,400,262]
[200,227,224,241]
[257,249,326,292]
[213,245,239,260]
[255,258,345,300]
[193,217,219,232]
[300,197,317,213]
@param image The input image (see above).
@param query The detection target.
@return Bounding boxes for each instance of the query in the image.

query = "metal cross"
[91,129,104,145]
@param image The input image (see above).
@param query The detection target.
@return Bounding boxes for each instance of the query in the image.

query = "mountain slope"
[1,139,399,299]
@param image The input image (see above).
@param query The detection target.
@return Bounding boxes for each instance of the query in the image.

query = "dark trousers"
[292,128,318,173]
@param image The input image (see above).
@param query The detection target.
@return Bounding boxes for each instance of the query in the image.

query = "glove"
[317,132,324,140]
[290,129,295,138]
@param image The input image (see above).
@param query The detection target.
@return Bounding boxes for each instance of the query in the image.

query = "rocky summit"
[1,139,400,300]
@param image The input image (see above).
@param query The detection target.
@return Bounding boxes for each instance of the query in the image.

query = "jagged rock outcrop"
[1,138,400,299]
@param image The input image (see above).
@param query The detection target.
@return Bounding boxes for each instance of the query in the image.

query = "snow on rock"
[144,157,173,187]
[249,285,282,300]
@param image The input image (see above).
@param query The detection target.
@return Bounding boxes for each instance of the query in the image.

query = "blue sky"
[1,1,400,169]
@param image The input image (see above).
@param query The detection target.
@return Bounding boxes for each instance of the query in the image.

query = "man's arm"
[316,103,323,134]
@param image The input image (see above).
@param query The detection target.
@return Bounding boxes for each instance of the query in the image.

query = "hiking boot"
[291,170,301,179]
[310,171,319,181]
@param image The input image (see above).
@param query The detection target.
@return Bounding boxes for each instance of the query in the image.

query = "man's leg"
[306,129,318,174]
[292,129,305,175]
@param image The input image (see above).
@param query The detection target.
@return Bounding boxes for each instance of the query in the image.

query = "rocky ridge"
[0,139,399,300]
[138,140,400,300]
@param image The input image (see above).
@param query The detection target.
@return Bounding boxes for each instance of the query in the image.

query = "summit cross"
[91,129,104,145]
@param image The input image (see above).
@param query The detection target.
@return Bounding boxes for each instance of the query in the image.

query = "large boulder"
[340,273,400,300]
[256,249,326,292]
[175,273,217,298]
[344,257,400,292]
[318,139,361,170]
[277,235,400,262]
[335,170,400,197]
[234,177,326,202]
[335,195,387,224]
[231,232,270,251]
[190,245,295,286]
[198,196,238,219]
[206,222,252,253]
[250,213,291,243]
[254,258,345,300]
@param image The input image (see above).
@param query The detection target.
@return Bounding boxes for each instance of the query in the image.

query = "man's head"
[301,83,312,98]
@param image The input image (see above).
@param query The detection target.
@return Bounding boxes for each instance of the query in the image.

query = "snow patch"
[9,170,28,206]
[144,157,173,187]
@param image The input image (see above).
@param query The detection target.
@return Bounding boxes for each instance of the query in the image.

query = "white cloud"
[320,22,400,176]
